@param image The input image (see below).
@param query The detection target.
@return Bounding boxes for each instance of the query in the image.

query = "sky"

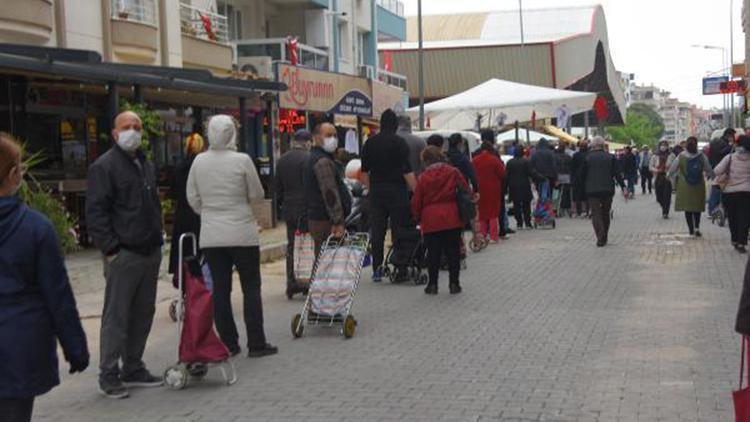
[401,0,746,111]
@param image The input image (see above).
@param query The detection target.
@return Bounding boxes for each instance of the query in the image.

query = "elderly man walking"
[86,111,163,399]
[581,136,625,247]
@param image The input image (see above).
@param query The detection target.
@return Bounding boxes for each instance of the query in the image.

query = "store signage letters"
[279,64,372,117]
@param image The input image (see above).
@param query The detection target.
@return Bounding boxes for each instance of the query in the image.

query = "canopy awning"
[407,78,596,130]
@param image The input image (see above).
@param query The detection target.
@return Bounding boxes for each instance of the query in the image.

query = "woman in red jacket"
[472,142,506,242]
[411,146,469,295]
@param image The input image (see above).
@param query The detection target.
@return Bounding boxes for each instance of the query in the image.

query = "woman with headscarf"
[472,142,505,242]
[668,137,714,237]
[168,133,205,284]
[650,140,676,219]
[505,146,538,229]
[187,115,277,358]
[447,133,479,192]
[714,135,750,253]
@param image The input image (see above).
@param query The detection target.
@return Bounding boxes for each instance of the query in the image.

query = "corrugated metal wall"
[384,44,553,99]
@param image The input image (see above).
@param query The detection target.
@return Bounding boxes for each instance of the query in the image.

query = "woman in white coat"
[187,115,277,358]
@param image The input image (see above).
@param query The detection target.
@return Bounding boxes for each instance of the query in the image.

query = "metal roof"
[0,43,287,97]
[392,5,598,50]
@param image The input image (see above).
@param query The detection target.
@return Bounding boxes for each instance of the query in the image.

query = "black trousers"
[684,212,702,234]
[204,247,266,351]
[513,200,532,227]
[284,217,302,286]
[424,229,461,287]
[370,188,410,271]
[654,174,672,216]
[588,195,613,243]
[724,192,750,245]
[640,167,653,193]
[0,398,34,422]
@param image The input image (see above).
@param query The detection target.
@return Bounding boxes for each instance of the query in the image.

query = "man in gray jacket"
[397,115,426,177]
[86,111,163,399]
[275,129,311,299]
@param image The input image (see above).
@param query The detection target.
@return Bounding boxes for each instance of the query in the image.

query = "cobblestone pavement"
[35,193,748,422]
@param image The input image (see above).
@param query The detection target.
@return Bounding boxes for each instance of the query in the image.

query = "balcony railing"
[377,68,407,90]
[234,38,329,71]
[180,3,228,43]
[111,0,156,26]
[377,0,404,17]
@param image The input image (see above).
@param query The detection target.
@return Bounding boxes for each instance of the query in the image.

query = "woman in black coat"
[505,146,540,229]
[0,135,88,422]
[168,134,205,282]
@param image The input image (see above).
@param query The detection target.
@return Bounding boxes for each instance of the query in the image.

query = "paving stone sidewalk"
[35,194,748,422]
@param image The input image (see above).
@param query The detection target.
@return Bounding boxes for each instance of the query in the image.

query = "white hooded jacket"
[187,115,265,248]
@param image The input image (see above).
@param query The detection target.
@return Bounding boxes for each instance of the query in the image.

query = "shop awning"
[0,44,287,98]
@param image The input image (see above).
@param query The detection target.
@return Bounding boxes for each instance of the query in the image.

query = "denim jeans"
[708,185,722,215]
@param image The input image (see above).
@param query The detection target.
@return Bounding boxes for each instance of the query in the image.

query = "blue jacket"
[0,196,88,398]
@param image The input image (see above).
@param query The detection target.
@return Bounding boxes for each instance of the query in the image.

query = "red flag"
[198,13,216,41]
[287,36,298,66]
[594,96,609,122]
[383,50,393,72]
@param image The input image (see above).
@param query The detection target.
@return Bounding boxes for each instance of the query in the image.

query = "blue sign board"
[703,76,729,95]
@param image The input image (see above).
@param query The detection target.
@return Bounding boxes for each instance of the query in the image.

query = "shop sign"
[371,80,405,118]
[278,64,372,117]
[719,79,747,94]
[703,76,729,95]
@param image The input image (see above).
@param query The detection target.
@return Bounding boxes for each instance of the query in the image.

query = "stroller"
[533,180,556,229]
[383,225,428,285]
[163,233,237,390]
[292,233,369,339]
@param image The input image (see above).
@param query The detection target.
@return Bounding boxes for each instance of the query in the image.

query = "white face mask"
[117,129,143,153]
[322,136,338,153]
[659,146,668,152]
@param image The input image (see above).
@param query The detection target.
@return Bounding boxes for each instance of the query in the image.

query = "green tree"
[608,105,665,148]
[118,100,163,160]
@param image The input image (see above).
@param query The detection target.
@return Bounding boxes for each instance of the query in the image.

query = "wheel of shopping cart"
[469,238,483,253]
[291,313,304,338]
[342,315,357,339]
[164,365,189,390]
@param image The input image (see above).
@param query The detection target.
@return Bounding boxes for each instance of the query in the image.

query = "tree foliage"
[607,105,665,148]
[119,100,163,159]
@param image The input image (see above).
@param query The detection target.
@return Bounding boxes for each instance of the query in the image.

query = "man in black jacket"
[570,140,589,217]
[86,111,163,399]
[275,129,311,299]
[361,109,417,282]
[581,136,625,247]
[531,138,558,195]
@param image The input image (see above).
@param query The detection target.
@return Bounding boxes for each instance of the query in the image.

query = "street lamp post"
[692,44,729,127]
[418,0,424,130]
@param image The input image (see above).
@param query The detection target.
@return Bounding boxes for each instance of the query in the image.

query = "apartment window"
[112,0,156,25]
[217,1,242,40]
[357,32,366,66]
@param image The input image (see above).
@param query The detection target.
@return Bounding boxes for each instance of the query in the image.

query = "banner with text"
[278,64,373,117]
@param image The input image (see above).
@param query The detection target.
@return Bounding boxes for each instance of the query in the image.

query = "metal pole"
[519,0,525,47]
[730,0,736,127]
[418,0,425,130]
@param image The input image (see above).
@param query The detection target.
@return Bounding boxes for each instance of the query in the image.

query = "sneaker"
[424,284,438,295]
[121,369,163,388]
[248,343,279,358]
[449,283,462,294]
[372,268,383,283]
[506,228,516,234]
[736,245,748,254]
[99,375,130,399]
[694,231,702,238]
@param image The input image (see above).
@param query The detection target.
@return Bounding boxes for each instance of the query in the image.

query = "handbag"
[717,155,733,191]
[293,230,315,285]
[455,176,476,225]
[734,336,750,421]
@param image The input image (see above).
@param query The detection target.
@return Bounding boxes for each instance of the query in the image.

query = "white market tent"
[496,129,558,144]
[407,78,596,130]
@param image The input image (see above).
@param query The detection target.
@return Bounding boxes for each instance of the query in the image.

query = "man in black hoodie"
[361,109,417,282]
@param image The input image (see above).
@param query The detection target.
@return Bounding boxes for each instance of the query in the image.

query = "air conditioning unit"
[358,64,375,79]
[237,56,273,79]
